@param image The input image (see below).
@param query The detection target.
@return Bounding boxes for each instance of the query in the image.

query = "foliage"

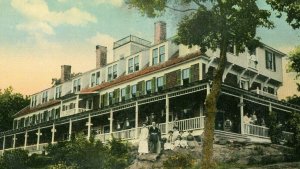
[267,111,283,144]
[286,111,300,156]
[267,0,300,29]
[163,152,195,169]
[286,46,300,91]
[27,153,52,168]
[0,86,30,131]
[48,161,79,169]
[286,95,300,106]
[126,1,273,168]
[1,149,29,169]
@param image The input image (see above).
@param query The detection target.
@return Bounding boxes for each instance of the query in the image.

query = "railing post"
[68,119,72,141]
[86,114,92,141]
[135,101,138,139]
[24,130,28,150]
[165,94,169,132]
[12,134,16,149]
[109,109,113,139]
[239,95,245,134]
[2,135,5,154]
[51,123,56,144]
[36,128,41,150]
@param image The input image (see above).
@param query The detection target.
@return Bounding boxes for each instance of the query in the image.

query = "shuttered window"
[265,50,276,71]
[190,63,199,82]
[166,69,181,89]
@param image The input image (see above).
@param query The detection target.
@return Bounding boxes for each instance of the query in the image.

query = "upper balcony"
[113,35,151,49]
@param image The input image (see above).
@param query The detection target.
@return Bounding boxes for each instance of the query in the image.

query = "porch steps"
[214,130,251,143]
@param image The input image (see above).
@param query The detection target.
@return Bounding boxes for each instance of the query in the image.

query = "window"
[240,80,249,90]
[109,92,113,105]
[73,78,81,92]
[131,85,137,98]
[91,71,100,87]
[146,80,152,94]
[31,95,37,107]
[113,65,117,79]
[182,68,190,85]
[108,67,112,81]
[268,87,275,95]
[153,46,165,65]
[152,48,158,65]
[265,50,276,71]
[134,56,139,71]
[55,86,62,99]
[157,76,164,92]
[121,88,126,101]
[42,91,48,103]
[159,45,165,62]
[128,58,134,73]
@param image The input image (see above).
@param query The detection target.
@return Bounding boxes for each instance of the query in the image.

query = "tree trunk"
[201,41,228,169]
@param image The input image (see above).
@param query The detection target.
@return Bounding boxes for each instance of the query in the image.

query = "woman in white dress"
[138,123,149,155]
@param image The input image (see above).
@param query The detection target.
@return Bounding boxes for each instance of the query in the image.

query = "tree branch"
[165,5,197,12]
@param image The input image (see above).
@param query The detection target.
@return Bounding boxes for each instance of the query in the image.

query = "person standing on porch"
[250,111,257,125]
[149,122,160,153]
[138,123,149,155]
[243,113,250,134]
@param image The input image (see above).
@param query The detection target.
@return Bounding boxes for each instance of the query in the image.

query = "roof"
[14,100,61,118]
[81,50,201,93]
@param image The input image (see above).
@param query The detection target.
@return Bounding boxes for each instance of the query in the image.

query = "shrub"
[268,111,283,144]
[2,149,29,169]
[163,152,195,169]
[48,161,78,169]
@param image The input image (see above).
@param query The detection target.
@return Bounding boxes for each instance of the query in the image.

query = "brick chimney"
[61,65,71,83]
[154,21,166,44]
[96,45,107,69]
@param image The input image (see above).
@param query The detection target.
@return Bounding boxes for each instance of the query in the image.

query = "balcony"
[113,35,151,49]
[251,89,278,100]
[61,108,91,117]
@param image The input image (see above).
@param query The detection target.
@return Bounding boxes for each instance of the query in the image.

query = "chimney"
[61,65,71,83]
[96,45,107,69]
[154,21,167,44]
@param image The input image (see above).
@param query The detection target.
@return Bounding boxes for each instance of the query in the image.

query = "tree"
[267,0,300,29]
[0,87,30,131]
[126,1,273,168]
[286,46,300,91]
[286,94,300,106]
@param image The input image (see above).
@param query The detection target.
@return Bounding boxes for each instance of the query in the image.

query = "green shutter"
[190,64,199,82]
[163,75,166,89]
[125,85,130,100]
[151,77,156,93]
[103,93,108,106]
[141,80,145,96]
[177,69,181,86]
[116,88,120,103]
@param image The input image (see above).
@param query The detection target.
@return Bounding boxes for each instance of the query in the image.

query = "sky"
[0,0,299,99]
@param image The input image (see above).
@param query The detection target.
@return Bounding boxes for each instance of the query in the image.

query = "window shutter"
[116,88,120,103]
[163,75,166,89]
[190,64,199,82]
[177,69,181,86]
[151,77,156,93]
[273,53,276,72]
[104,93,108,106]
[125,85,130,100]
[141,80,145,96]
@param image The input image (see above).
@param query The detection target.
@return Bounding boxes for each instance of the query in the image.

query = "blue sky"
[0,0,299,98]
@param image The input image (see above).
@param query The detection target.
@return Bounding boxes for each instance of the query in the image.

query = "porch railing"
[168,116,205,132]
[112,128,136,140]
[244,124,269,138]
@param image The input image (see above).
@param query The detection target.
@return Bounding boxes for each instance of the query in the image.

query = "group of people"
[243,111,265,126]
[138,122,199,155]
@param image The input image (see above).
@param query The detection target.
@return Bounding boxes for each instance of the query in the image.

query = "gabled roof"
[14,100,61,118]
[80,50,201,93]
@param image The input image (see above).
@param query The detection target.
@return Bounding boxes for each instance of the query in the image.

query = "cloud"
[17,22,54,35]
[95,0,123,7]
[11,0,97,26]
[87,33,116,62]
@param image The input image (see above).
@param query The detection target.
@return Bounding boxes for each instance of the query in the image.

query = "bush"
[286,111,300,157]
[163,152,195,169]
[27,153,52,168]
[48,161,78,169]
[268,111,283,144]
[2,149,29,169]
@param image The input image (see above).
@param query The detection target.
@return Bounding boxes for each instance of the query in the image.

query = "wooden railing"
[112,128,136,140]
[244,124,269,138]
[168,116,205,132]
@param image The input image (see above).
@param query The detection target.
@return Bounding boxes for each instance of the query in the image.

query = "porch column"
[36,128,41,150]
[269,103,272,112]
[2,135,5,152]
[86,114,93,140]
[24,130,28,149]
[51,123,56,144]
[12,134,16,149]
[206,82,211,96]
[135,101,139,139]
[75,95,79,114]
[239,95,245,134]
[68,119,72,141]
[165,94,170,132]
[109,109,113,138]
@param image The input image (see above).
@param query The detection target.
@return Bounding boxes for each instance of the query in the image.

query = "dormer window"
[152,45,165,65]
[182,68,190,85]
[91,71,100,87]
[31,95,37,107]
[55,86,62,99]
[108,64,118,81]
[146,80,152,94]
[73,78,81,93]
[128,56,139,73]
[42,91,48,103]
